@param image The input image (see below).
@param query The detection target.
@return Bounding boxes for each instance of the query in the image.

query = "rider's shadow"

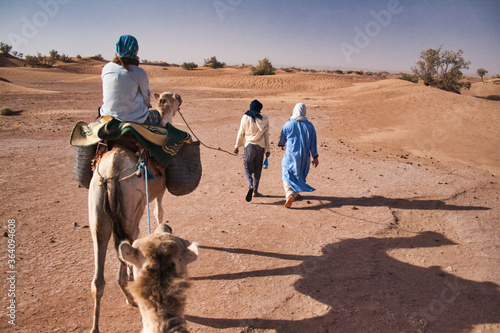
[188,232,500,332]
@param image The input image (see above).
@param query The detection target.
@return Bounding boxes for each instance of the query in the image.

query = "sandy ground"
[0,57,499,333]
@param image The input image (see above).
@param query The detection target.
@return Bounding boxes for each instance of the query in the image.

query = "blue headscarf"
[116,35,139,60]
[244,99,263,122]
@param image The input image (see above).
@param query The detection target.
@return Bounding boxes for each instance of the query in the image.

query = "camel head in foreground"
[154,92,182,124]
[119,224,199,333]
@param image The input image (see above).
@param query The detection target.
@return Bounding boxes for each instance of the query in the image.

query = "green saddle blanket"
[70,116,192,168]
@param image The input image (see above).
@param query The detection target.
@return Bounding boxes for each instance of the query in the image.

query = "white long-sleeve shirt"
[235,114,270,153]
[100,62,152,123]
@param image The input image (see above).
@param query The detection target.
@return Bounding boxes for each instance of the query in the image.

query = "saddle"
[71,118,202,196]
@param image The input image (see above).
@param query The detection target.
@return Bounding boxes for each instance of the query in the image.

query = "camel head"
[118,223,198,332]
[154,92,182,124]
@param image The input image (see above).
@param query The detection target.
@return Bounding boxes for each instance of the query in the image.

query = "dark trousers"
[244,144,264,192]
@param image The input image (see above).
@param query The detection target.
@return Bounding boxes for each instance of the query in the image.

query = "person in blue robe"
[278,103,319,208]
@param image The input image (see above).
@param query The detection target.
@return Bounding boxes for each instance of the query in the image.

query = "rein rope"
[138,161,152,235]
[97,161,140,185]
[177,108,237,156]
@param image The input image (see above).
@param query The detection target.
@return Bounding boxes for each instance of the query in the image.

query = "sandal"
[246,187,254,202]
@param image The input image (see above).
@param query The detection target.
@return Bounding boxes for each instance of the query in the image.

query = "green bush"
[24,53,56,68]
[477,68,488,82]
[204,56,225,69]
[0,107,14,116]
[60,54,72,63]
[412,45,471,94]
[398,73,418,83]
[250,58,275,76]
[182,62,198,70]
[0,42,12,55]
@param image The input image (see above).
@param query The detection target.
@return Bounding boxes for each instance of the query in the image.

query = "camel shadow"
[188,232,500,332]
[257,195,491,211]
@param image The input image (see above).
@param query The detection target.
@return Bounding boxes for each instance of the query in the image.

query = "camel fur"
[154,92,182,125]
[119,224,199,333]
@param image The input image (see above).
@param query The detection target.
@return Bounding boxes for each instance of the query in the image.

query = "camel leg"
[154,193,164,226]
[116,182,145,306]
[89,185,112,333]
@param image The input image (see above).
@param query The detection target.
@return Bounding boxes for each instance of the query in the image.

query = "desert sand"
[0,56,499,333]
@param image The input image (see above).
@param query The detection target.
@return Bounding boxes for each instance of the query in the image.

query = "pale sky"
[1,0,499,74]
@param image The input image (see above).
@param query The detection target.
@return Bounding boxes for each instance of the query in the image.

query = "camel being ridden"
[89,93,183,333]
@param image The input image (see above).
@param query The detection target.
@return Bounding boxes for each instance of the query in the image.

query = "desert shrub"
[282,67,293,73]
[412,45,471,94]
[250,58,275,76]
[49,49,60,61]
[94,54,103,60]
[376,71,389,78]
[24,53,56,68]
[0,107,14,116]
[76,54,82,59]
[335,70,344,74]
[477,68,488,82]
[0,42,12,55]
[204,56,225,69]
[354,70,364,75]
[11,51,23,58]
[182,62,198,70]
[60,54,72,63]
[346,70,353,74]
[398,73,418,83]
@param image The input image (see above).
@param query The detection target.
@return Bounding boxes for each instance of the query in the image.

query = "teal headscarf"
[116,35,139,60]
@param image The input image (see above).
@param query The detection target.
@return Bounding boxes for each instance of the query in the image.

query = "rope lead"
[177,109,237,156]
[138,161,154,235]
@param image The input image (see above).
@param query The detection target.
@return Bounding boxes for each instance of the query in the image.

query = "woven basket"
[165,141,202,196]
[73,144,97,189]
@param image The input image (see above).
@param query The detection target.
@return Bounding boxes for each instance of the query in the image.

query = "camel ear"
[184,242,199,263]
[154,223,172,235]
[154,93,160,100]
[174,94,182,106]
[119,241,142,267]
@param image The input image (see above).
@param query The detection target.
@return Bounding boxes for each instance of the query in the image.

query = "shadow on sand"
[256,195,490,211]
[188,232,500,332]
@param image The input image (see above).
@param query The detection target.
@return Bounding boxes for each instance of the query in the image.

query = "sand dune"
[0,60,498,333]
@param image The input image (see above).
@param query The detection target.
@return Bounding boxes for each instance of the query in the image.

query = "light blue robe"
[278,119,318,193]
[100,62,151,123]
